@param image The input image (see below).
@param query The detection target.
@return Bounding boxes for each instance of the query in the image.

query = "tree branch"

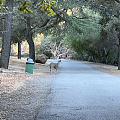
[31,18,50,30]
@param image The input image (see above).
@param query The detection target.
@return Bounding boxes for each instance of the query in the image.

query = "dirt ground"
[0,57,53,120]
[0,57,51,94]
[83,61,120,77]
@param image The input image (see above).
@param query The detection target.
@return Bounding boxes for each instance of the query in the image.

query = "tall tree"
[26,16,35,61]
[0,0,13,69]
[0,0,56,68]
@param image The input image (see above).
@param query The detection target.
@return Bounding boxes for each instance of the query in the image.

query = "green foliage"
[40,0,56,16]
[0,0,119,67]
[0,0,4,9]
[36,37,53,58]
[0,0,8,10]
[65,35,91,59]
[106,47,118,65]
[0,0,56,16]
[36,45,52,58]
[18,1,33,13]
[64,14,119,65]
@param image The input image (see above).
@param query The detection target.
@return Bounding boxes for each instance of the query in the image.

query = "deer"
[49,60,61,72]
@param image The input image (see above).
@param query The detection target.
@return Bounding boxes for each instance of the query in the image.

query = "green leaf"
[40,0,56,16]
[18,1,33,14]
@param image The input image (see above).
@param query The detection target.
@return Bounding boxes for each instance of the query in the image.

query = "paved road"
[36,60,120,120]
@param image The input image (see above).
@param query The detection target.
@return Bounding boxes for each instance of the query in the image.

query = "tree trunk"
[0,0,13,69]
[18,42,21,59]
[26,16,35,61]
[118,32,120,70]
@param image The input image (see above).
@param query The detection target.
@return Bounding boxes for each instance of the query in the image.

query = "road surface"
[36,60,120,120]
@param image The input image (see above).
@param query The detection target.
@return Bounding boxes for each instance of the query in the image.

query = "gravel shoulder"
[83,61,120,77]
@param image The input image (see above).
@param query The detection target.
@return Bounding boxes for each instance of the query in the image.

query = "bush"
[36,45,52,59]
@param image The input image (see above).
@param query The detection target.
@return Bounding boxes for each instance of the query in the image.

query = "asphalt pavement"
[36,60,120,120]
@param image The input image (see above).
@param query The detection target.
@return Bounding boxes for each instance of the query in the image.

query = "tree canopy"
[0,0,120,69]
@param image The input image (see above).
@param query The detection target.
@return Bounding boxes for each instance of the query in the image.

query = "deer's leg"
[50,64,52,72]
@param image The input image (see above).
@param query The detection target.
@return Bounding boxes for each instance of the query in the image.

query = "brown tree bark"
[26,16,35,61]
[0,0,13,69]
[18,41,21,59]
[118,31,120,70]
